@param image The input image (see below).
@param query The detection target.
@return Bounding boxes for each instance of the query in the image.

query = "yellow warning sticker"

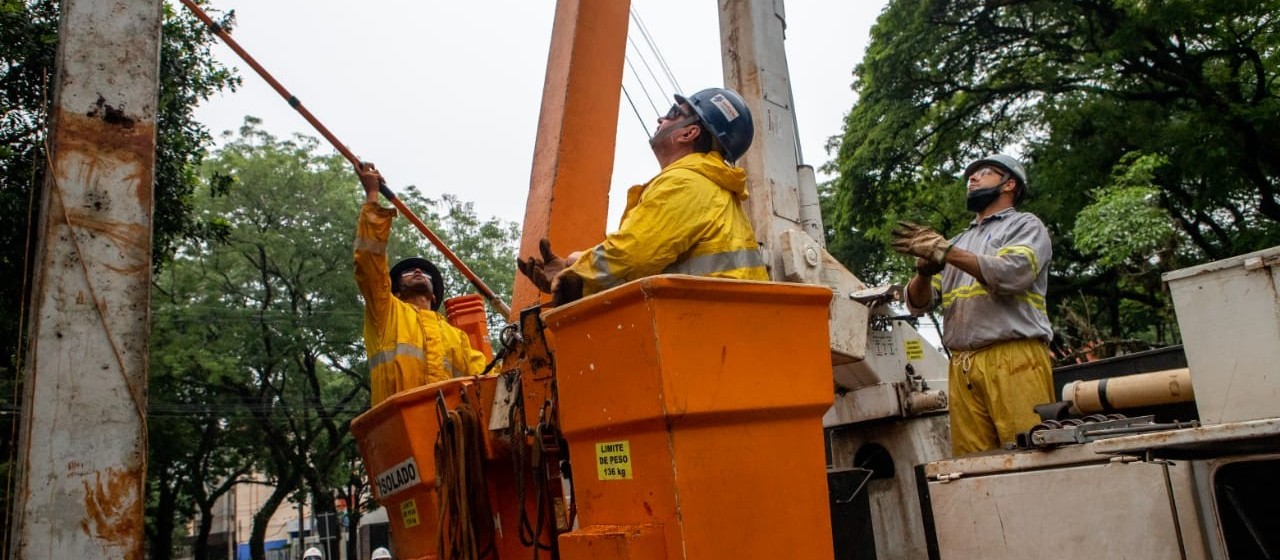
[904,339,925,361]
[400,498,419,528]
[595,440,633,480]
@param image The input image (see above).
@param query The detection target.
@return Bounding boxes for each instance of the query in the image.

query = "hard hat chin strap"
[650,115,702,147]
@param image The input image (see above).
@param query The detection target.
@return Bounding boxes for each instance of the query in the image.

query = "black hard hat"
[675,88,755,162]
[389,257,444,310]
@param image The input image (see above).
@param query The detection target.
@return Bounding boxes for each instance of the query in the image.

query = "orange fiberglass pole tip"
[179,0,511,318]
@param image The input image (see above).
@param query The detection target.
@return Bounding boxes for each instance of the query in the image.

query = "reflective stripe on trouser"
[947,338,1053,456]
[662,248,764,276]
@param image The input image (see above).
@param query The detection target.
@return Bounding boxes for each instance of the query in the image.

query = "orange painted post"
[510,0,631,320]
[545,276,837,559]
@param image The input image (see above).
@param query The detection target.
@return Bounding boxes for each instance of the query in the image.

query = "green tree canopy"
[828,0,1280,358]
[146,118,519,560]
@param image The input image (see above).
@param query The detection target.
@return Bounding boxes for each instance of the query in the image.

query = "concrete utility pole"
[8,0,162,557]
[718,0,872,368]
[718,0,826,259]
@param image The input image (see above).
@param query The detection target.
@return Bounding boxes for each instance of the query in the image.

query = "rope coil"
[435,388,495,560]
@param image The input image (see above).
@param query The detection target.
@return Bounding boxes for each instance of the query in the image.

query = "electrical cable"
[2,68,49,560]
[623,53,662,116]
[627,34,671,103]
[621,86,653,142]
[630,7,683,94]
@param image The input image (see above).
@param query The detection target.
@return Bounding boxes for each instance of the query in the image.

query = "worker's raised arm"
[353,163,396,334]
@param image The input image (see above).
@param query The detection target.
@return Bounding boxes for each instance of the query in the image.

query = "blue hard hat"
[675,88,755,162]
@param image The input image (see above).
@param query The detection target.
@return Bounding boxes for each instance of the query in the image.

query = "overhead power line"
[627,34,671,103]
[630,7,682,94]
[619,4,685,141]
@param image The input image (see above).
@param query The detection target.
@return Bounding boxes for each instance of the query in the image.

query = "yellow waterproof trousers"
[948,338,1054,456]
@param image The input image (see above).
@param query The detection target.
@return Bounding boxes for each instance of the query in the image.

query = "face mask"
[966,185,1002,212]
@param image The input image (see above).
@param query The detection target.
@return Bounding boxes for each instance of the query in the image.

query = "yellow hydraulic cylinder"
[1065,368,1195,414]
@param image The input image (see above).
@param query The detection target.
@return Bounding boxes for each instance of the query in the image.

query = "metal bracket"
[1018,415,1199,449]
[518,305,556,381]
[488,370,519,431]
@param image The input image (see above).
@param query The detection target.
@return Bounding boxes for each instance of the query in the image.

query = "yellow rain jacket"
[354,203,487,405]
[566,151,768,295]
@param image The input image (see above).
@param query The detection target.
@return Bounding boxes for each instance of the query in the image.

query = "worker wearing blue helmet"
[518,87,768,304]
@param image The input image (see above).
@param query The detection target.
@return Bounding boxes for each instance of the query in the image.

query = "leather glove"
[915,256,945,277]
[550,272,585,307]
[517,238,568,294]
[357,162,385,199]
[891,221,951,264]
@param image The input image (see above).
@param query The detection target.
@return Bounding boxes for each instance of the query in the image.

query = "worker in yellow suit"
[354,163,487,405]
[518,87,768,304]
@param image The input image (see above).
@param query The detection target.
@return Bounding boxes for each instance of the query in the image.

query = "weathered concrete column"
[719,0,826,265]
[9,0,162,556]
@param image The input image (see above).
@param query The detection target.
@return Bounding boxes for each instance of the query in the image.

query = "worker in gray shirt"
[892,154,1054,456]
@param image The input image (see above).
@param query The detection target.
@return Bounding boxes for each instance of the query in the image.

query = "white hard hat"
[371,547,393,560]
[303,547,323,560]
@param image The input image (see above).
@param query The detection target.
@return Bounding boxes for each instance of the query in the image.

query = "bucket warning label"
[595,440,633,480]
[374,457,420,499]
[904,339,925,361]
[400,498,419,528]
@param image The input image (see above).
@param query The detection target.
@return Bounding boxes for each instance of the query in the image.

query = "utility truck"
[349,1,1280,559]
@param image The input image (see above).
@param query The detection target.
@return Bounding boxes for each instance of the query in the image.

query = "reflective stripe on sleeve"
[443,357,466,379]
[663,248,765,276]
[572,245,626,290]
[368,343,426,370]
[354,237,388,255]
[997,245,1039,275]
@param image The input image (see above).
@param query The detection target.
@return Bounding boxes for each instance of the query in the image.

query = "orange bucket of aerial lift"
[351,376,495,560]
[444,294,494,360]
[544,275,837,559]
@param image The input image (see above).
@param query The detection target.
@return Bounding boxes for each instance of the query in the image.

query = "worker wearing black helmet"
[354,163,486,405]
[893,154,1054,456]
[518,87,768,304]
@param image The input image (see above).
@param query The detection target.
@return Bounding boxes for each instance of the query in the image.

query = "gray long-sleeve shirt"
[908,207,1054,351]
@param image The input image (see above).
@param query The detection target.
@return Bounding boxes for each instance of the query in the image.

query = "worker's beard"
[649,116,700,154]
[398,276,433,299]
[965,185,1002,213]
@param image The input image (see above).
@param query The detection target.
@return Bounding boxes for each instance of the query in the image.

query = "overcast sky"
[193,0,889,227]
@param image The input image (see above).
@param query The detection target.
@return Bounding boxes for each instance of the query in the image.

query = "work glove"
[915,257,945,277]
[550,272,584,307]
[891,221,951,265]
[517,238,568,294]
[357,162,384,198]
